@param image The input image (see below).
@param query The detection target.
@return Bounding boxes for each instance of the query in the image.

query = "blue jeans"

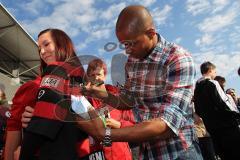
[176,141,203,160]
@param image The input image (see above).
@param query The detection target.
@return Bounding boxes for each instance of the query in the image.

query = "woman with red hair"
[5,28,85,160]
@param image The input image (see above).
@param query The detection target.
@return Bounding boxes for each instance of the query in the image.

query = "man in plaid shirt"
[78,5,202,160]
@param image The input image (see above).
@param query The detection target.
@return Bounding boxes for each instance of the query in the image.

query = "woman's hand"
[106,118,121,129]
[21,106,34,128]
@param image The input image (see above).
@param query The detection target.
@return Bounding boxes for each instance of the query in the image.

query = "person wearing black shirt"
[194,61,240,160]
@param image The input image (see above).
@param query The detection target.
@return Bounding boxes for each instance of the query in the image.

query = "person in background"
[238,67,240,76]
[194,61,240,160]
[192,100,217,160]
[214,76,225,90]
[0,89,9,159]
[214,76,239,112]
[0,90,8,108]
[226,88,240,111]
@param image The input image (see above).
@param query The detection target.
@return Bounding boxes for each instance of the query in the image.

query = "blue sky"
[1,0,240,94]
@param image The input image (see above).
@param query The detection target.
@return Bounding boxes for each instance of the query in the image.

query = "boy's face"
[87,67,106,83]
[209,68,217,79]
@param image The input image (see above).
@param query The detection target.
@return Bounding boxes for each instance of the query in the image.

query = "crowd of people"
[0,4,239,160]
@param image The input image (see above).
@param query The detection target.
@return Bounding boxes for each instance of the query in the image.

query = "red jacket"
[7,77,41,131]
[33,62,84,121]
[78,84,135,160]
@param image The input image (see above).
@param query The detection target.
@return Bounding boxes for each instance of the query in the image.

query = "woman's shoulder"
[14,77,41,98]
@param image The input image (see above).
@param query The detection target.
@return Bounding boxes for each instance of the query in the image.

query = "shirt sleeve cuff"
[160,106,187,135]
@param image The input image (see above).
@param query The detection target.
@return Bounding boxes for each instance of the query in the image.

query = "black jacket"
[194,78,240,134]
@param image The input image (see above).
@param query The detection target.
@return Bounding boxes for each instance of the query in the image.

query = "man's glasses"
[119,40,138,49]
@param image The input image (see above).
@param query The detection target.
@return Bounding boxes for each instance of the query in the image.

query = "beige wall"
[0,72,20,102]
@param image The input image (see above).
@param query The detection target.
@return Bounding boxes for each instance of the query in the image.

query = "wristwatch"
[102,127,112,147]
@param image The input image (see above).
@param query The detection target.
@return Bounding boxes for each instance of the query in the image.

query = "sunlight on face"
[38,32,57,65]
[210,68,217,79]
[116,30,153,59]
[87,67,106,83]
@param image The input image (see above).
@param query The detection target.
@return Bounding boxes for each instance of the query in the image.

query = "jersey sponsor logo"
[38,90,45,99]
[41,77,60,88]
[5,111,11,118]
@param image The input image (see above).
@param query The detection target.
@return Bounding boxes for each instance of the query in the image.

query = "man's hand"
[106,118,121,129]
[82,82,108,100]
[21,106,34,128]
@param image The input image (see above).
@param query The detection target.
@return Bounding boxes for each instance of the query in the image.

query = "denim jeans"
[176,141,203,160]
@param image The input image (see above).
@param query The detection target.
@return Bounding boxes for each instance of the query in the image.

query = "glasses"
[119,40,138,50]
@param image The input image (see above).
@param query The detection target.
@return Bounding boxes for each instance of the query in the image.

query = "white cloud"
[21,0,97,37]
[186,0,210,16]
[186,0,230,16]
[237,43,240,49]
[98,48,106,56]
[91,28,112,39]
[193,51,240,78]
[151,5,172,26]
[228,26,240,50]
[76,27,112,51]
[195,34,214,47]
[76,42,88,51]
[229,26,240,42]
[212,0,229,13]
[101,2,126,20]
[20,0,44,15]
[198,3,239,33]
[45,0,65,5]
[229,32,240,42]
[135,0,156,7]
[174,37,182,44]
[20,0,124,53]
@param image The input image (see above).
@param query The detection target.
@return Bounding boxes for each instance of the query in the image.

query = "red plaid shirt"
[122,34,197,160]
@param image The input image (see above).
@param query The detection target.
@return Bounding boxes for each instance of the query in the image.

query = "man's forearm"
[110,118,174,142]
[77,114,174,143]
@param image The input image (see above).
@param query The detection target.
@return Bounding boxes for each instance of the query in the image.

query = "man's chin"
[128,52,140,59]
[131,54,145,60]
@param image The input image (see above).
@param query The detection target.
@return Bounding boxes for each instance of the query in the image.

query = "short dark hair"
[214,76,225,83]
[226,88,235,94]
[200,61,216,75]
[214,76,226,90]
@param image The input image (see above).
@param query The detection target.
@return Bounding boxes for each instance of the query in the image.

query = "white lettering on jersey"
[41,77,60,88]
